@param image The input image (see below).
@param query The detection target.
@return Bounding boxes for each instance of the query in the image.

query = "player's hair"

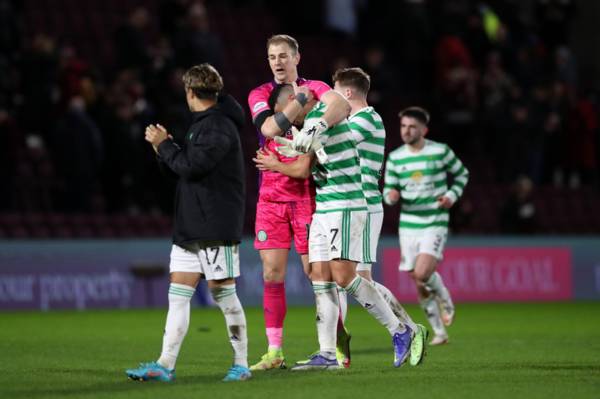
[398,106,430,125]
[332,67,371,96]
[268,83,293,110]
[267,34,299,54]
[182,63,224,100]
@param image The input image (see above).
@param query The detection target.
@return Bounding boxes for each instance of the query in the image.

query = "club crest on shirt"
[410,171,424,182]
[257,230,268,242]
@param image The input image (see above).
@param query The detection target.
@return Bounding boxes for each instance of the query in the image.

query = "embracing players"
[247,34,352,370]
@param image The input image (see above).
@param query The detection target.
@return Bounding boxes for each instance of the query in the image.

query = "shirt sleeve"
[307,80,332,100]
[383,154,400,205]
[442,145,469,203]
[248,85,272,121]
[348,111,375,144]
[158,119,232,179]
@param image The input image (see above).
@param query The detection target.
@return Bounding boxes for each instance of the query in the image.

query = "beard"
[403,135,420,145]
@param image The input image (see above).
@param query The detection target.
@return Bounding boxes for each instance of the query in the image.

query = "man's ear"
[186,88,195,101]
[294,52,301,66]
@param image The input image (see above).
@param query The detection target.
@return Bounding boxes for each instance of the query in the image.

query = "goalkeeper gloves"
[274,125,328,163]
[292,118,328,153]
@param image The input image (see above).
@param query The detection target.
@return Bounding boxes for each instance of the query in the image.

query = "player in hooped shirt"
[248,34,352,370]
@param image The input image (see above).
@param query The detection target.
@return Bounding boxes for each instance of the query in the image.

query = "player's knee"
[357,269,371,280]
[263,266,285,282]
[413,269,430,284]
[332,269,355,288]
[262,259,285,281]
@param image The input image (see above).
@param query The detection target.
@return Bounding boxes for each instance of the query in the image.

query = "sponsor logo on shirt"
[252,101,268,113]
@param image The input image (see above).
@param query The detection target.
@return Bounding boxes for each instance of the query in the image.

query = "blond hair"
[266,34,299,54]
[182,63,224,100]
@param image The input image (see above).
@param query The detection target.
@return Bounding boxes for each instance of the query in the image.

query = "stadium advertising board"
[0,238,599,310]
[382,247,573,302]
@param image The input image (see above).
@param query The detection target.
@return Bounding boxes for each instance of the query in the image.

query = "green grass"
[1,303,599,399]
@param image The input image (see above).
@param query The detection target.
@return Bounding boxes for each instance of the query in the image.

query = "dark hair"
[398,106,430,125]
[268,83,293,109]
[182,63,224,100]
[332,67,371,95]
[267,34,299,54]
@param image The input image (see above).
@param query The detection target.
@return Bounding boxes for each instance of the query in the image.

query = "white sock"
[211,284,248,368]
[337,285,348,323]
[425,272,453,308]
[313,281,339,357]
[345,276,405,336]
[157,283,195,370]
[420,294,446,337]
[373,280,417,332]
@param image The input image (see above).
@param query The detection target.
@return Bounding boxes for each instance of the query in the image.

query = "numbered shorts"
[356,211,384,272]
[170,241,240,280]
[309,210,367,263]
[254,200,315,254]
[399,231,447,271]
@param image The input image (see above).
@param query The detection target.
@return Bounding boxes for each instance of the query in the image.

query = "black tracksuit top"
[157,94,246,245]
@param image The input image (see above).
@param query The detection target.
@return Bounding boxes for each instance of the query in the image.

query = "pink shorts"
[254,200,315,254]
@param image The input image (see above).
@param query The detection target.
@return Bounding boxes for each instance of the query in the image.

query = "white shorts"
[356,211,384,272]
[399,230,447,272]
[309,210,367,263]
[169,241,240,280]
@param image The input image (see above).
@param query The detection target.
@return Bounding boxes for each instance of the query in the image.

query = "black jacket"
[157,94,246,245]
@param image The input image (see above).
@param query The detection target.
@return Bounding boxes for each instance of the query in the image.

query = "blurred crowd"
[0,0,598,235]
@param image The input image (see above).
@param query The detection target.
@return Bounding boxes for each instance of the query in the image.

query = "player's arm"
[149,122,232,179]
[383,155,401,205]
[291,89,351,153]
[253,148,314,179]
[319,90,351,127]
[251,85,312,138]
[438,145,470,208]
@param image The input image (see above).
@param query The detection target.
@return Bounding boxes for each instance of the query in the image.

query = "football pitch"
[1,303,599,399]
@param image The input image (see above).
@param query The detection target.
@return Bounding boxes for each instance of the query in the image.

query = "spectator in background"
[500,175,537,234]
[543,80,569,186]
[434,34,477,153]
[0,110,23,210]
[321,56,350,85]
[174,2,224,70]
[158,0,191,37]
[451,197,475,234]
[51,96,104,212]
[325,0,359,39]
[98,70,157,213]
[554,46,578,94]
[19,34,58,140]
[536,0,575,50]
[481,51,516,163]
[57,43,91,109]
[499,100,532,182]
[114,7,152,71]
[363,45,395,107]
[565,92,598,187]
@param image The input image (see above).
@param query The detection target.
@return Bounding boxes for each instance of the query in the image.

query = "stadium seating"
[2,0,597,239]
